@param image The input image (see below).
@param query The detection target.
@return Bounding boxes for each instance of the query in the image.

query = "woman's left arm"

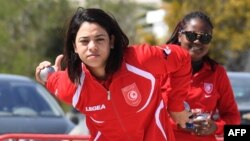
[214,66,241,135]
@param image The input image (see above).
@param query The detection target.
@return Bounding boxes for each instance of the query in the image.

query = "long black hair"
[166,11,217,71]
[63,7,129,84]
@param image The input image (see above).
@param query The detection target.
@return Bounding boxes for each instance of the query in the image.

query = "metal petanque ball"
[195,113,209,120]
[39,66,55,82]
[194,113,209,125]
[195,114,207,120]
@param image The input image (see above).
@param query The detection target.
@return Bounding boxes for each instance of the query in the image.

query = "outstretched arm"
[35,54,63,85]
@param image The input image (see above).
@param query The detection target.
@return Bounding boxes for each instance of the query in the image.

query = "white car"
[227,71,250,124]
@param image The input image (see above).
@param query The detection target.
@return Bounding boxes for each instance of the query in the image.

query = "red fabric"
[171,62,241,141]
[46,44,191,141]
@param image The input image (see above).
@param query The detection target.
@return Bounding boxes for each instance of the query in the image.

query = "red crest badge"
[121,83,141,107]
[204,83,213,94]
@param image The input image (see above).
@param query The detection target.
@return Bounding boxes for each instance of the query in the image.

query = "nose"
[193,39,201,44]
[88,40,97,52]
[193,35,202,44]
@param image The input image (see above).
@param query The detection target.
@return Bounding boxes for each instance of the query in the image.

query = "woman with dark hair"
[35,7,192,141]
[166,11,240,141]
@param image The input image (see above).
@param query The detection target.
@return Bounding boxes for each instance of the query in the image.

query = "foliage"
[0,0,72,77]
[0,0,157,78]
[162,0,250,71]
[0,0,157,112]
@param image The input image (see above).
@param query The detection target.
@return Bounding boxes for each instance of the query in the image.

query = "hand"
[170,109,193,128]
[192,118,217,136]
[35,54,63,85]
[53,54,64,71]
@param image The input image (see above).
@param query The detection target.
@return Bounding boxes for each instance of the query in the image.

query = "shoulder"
[124,43,162,61]
[212,64,229,80]
[126,43,189,58]
[125,43,190,66]
[214,64,227,73]
[124,43,190,74]
[164,44,190,59]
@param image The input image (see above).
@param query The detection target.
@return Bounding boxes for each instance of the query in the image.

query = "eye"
[185,32,197,42]
[79,39,89,45]
[96,38,105,42]
[200,34,212,44]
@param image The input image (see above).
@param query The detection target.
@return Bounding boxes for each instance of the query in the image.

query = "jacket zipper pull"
[107,91,111,100]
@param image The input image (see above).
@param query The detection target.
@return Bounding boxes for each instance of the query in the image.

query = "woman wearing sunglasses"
[166,11,240,141]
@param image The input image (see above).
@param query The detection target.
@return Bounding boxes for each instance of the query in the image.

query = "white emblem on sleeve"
[164,46,171,55]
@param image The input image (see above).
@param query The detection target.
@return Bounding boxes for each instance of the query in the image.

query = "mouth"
[87,54,100,58]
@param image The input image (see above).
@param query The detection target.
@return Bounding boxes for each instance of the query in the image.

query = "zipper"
[94,80,111,101]
[107,90,111,100]
[94,73,131,140]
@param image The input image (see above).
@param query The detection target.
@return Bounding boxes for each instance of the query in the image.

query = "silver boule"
[39,66,55,82]
[195,114,207,120]
[193,113,209,125]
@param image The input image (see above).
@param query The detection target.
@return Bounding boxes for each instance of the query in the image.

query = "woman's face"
[74,22,114,71]
[178,18,212,61]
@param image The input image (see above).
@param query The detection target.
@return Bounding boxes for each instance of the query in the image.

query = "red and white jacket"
[46,44,191,141]
[171,62,241,141]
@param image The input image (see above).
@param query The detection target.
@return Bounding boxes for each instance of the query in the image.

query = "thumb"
[54,54,64,71]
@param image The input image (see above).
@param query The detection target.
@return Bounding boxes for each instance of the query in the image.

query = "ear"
[110,35,115,49]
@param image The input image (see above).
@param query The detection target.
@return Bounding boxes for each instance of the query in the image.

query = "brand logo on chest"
[121,83,142,107]
[86,104,106,111]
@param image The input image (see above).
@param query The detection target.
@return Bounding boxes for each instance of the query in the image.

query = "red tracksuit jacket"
[46,44,191,141]
[171,62,241,141]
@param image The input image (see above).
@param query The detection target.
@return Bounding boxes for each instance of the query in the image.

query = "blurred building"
[145,9,168,39]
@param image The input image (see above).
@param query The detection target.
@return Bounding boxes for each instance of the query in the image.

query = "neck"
[192,60,203,74]
[87,66,106,80]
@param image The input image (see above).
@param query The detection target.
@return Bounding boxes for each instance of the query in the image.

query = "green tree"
[0,0,158,77]
[0,0,72,77]
[162,0,250,71]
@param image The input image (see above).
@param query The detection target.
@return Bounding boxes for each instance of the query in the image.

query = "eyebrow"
[78,34,107,40]
[80,34,106,38]
[95,34,107,38]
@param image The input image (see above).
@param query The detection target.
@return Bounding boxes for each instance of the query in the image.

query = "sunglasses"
[180,31,212,44]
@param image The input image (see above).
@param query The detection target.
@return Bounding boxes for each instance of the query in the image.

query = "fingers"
[54,54,64,71]
[35,54,63,85]
[194,127,207,136]
[193,119,208,126]
[35,61,52,85]
[192,120,217,136]
[173,110,193,129]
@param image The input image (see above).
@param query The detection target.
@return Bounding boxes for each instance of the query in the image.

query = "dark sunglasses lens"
[184,32,197,42]
[200,34,212,44]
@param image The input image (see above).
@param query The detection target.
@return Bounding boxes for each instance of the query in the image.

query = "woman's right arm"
[35,54,77,105]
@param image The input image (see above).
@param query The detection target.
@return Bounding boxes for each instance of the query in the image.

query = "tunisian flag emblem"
[121,83,142,107]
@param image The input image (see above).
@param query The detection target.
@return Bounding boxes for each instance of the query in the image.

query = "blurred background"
[1,0,250,111]
[1,0,250,138]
